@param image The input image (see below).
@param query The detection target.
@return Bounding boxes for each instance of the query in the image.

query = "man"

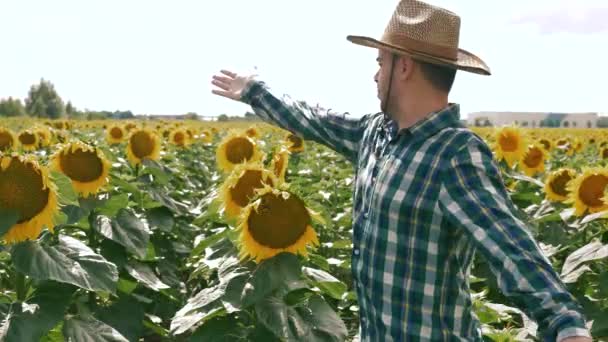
[210,1,592,341]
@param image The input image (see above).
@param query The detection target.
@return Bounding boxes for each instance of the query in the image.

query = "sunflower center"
[110,127,123,139]
[0,158,50,223]
[230,170,274,207]
[174,132,185,145]
[539,139,550,150]
[247,192,310,248]
[0,132,14,151]
[550,172,573,197]
[59,149,104,182]
[130,131,155,158]
[602,149,608,159]
[225,137,254,164]
[523,147,543,168]
[19,132,36,145]
[498,133,517,152]
[288,134,303,148]
[578,175,608,208]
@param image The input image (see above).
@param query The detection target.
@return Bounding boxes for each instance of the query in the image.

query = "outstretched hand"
[210,69,257,101]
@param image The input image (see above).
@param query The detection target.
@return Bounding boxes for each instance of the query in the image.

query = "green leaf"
[561,241,608,277]
[170,285,227,335]
[12,235,118,293]
[240,253,304,308]
[91,209,150,258]
[190,228,230,257]
[599,271,608,297]
[62,315,129,342]
[303,267,347,300]
[0,281,75,342]
[125,261,170,292]
[189,315,248,342]
[97,194,129,217]
[0,209,19,238]
[116,278,138,295]
[146,206,174,232]
[255,294,347,342]
[96,295,145,342]
[591,310,608,337]
[50,171,78,206]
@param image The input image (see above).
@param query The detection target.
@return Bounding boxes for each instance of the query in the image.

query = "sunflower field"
[0,117,607,341]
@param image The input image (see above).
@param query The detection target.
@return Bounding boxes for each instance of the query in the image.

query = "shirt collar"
[382,103,462,141]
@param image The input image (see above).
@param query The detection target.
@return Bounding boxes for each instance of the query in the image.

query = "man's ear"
[398,55,414,81]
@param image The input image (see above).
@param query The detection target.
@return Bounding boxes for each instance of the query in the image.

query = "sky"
[0,0,607,120]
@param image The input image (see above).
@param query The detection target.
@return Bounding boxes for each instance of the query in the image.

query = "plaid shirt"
[240,80,591,342]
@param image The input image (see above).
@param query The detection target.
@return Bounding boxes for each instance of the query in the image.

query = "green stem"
[16,271,27,301]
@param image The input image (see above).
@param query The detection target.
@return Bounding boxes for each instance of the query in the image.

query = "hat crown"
[382,0,460,50]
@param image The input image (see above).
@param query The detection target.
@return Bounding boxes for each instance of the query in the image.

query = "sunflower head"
[544,168,576,202]
[34,126,53,147]
[0,153,59,244]
[216,131,263,173]
[600,147,608,160]
[200,129,213,144]
[285,132,305,153]
[169,128,191,147]
[18,129,39,151]
[219,163,279,221]
[245,126,260,139]
[50,141,111,198]
[538,138,552,152]
[270,146,290,182]
[236,185,323,263]
[126,128,162,166]
[106,124,126,145]
[492,126,526,168]
[520,144,547,177]
[565,167,608,216]
[0,128,18,152]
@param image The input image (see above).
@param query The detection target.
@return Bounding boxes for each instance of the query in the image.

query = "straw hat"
[347,0,491,75]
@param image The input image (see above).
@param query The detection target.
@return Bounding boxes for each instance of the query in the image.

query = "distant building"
[467,112,598,128]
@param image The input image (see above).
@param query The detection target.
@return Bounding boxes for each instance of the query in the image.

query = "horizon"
[1,0,607,120]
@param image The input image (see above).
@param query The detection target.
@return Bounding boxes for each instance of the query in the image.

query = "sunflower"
[216,131,263,173]
[200,129,213,144]
[285,132,305,153]
[106,124,126,145]
[538,138,552,153]
[18,129,39,151]
[270,146,290,182]
[169,128,191,147]
[50,141,111,197]
[544,168,577,202]
[566,167,608,216]
[126,128,162,166]
[492,126,526,168]
[245,126,260,139]
[219,163,279,220]
[520,144,547,177]
[35,126,53,147]
[0,128,18,152]
[600,147,608,160]
[236,185,324,263]
[0,154,59,244]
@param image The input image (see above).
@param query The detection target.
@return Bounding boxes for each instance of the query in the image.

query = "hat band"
[382,33,458,61]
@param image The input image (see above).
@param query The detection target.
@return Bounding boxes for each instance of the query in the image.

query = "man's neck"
[394,97,449,131]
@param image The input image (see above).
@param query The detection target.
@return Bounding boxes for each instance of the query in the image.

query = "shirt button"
[354,249,360,256]
[363,212,369,219]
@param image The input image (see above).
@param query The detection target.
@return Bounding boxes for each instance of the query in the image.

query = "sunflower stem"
[15,271,27,301]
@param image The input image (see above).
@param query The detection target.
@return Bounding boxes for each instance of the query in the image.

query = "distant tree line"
[0,79,135,120]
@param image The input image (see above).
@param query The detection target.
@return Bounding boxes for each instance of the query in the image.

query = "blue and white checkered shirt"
[240,80,591,342]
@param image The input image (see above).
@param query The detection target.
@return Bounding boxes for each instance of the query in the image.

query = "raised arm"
[438,136,591,342]
[211,70,369,164]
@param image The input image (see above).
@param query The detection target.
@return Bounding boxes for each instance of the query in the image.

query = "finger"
[212,89,238,100]
[211,79,231,91]
[220,70,236,78]
[212,75,233,84]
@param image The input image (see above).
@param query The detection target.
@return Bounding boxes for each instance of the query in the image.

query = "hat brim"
[346,35,491,76]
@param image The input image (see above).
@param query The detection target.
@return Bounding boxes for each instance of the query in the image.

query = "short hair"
[417,59,457,93]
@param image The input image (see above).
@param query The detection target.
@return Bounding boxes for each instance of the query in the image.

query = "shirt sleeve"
[240,80,369,164]
[438,137,591,342]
